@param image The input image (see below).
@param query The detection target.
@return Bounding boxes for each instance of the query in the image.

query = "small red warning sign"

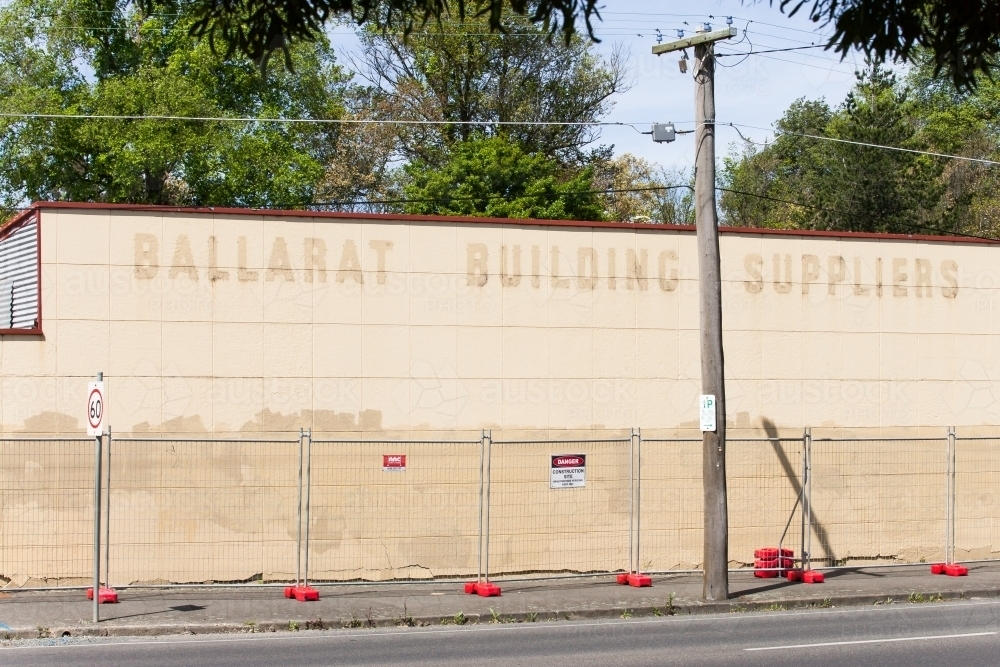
[383,454,406,471]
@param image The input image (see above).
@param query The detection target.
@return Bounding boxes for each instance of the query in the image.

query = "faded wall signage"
[742,253,958,298]
[134,233,958,300]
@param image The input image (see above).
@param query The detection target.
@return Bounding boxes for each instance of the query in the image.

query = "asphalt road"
[4,599,999,667]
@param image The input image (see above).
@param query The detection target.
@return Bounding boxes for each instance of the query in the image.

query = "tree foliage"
[138,0,602,69]
[721,67,946,234]
[0,0,348,213]
[905,52,1000,237]
[401,134,604,220]
[139,0,1000,90]
[313,8,628,217]
[787,0,1000,90]
[593,155,693,223]
[351,11,627,167]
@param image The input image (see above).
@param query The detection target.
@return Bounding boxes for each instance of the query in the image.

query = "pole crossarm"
[651,27,737,55]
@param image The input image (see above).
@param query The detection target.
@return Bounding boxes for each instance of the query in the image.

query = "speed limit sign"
[87,381,105,436]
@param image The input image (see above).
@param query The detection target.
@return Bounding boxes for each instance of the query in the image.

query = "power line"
[0,112,655,130]
[717,44,827,57]
[723,122,1000,167]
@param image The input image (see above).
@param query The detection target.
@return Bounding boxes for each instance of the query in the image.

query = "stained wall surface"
[1,205,996,438]
[2,205,999,585]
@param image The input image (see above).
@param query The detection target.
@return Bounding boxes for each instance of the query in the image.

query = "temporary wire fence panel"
[810,438,946,566]
[0,438,94,589]
[955,437,1000,561]
[637,439,702,572]
[307,440,482,582]
[727,438,805,569]
[108,438,300,586]
[487,439,631,577]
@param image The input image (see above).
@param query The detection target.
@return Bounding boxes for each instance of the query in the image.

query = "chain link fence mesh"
[3,431,995,587]
[107,438,300,586]
[728,438,805,570]
[637,439,702,572]
[0,438,94,589]
[955,436,1000,562]
[487,439,631,578]
[809,438,947,567]
[307,440,482,583]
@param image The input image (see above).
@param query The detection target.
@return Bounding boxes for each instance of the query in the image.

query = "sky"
[328,0,869,173]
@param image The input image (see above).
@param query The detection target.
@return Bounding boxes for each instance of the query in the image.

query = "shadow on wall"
[760,418,835,566]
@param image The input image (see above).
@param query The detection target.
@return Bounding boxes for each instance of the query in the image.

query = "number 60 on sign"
[87,381,105,436]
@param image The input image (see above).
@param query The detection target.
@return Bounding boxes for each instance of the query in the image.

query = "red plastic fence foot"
[930,563,947,575]
[285,585,319,601]
[754,547,793,560]
[476,582,502,597]
[753,569,778,578]
[626,573,652,588]
[85,587,119,604]
[802,570,825,584]
[616,573,629,585]
[464,581,501,596]
[785,569,803,582]
[944,564,968,577]
[754,557,795,578]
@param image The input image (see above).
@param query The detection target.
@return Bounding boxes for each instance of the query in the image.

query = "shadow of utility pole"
[761,418,836,566]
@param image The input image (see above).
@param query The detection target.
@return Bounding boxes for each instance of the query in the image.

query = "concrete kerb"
[3,586,998,641]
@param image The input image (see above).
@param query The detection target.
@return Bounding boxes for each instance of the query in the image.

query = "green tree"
[721,67,946,234]
[0,0,348,214]
[316,6,626,218]
[812,67,944,233]
[401,134,604,219]
[906,52,1000,237]
[353,10,627,168]
[721,98,832,229]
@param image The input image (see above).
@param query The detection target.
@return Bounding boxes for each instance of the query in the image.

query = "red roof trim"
[17,201,997,246]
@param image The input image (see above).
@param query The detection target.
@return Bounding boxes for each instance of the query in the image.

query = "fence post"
[92,428,102,623]
[629,427,634,575]
[477,429,485,584]
[630,427,641,574]
[303,428,313,587]
[801,428,812,573]
[947,427,956,565]
[104,426,112,591]
[296,427,304,587]
[483,429,493,584]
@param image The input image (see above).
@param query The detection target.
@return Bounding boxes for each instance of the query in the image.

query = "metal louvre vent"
[0,215,39,330]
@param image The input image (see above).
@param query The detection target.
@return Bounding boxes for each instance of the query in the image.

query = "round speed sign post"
[88,373,105,623]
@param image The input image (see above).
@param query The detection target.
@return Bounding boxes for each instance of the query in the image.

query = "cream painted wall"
[2,206,996,438]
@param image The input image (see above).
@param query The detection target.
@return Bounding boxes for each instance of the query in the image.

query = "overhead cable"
[0,113,659,130]
[722,122,1000,166]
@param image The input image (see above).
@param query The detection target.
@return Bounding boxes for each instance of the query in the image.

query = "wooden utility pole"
[653,26,734,601]
[693,39,728,602]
